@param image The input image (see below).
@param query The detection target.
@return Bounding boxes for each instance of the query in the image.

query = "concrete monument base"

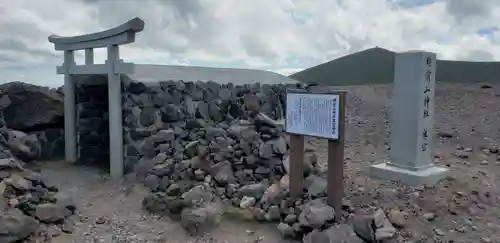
[369,162,449,186]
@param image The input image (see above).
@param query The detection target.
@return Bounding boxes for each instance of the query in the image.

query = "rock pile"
[0,82,65,161]
[0,90,76,242]
[121,80,365,240]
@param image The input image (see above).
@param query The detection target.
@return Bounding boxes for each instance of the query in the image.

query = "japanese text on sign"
[421,55,434,152]
[285,92,340,140]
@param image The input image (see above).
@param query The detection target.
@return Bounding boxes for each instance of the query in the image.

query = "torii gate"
[48,17,144,179]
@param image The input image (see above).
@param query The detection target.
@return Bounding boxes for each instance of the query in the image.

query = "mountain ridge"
[289,47,500,85]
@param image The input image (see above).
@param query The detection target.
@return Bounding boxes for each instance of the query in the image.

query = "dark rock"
[182,184,215,207]
[4,174,32,191]
[144,174,160,190]
[35,203,72,223]
[61,218,75,233]
[0,82,63,131]
[128,82,147,94]
[265,205,281,222]
[238,181,268,200]
[352,214,376,243]
[277,222,295,238]
[303,224,362,243]
[209,161,236,186]
[298,199,335,230]
[54,192,76,213]
[304,175,327,198]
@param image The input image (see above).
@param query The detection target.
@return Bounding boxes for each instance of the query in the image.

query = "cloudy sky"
[0,0,499,87]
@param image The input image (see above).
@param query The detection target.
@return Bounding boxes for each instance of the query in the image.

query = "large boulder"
[8,131,41,162]
[0,208,40,243]
[0,82,63,131]
[180,202,224,236]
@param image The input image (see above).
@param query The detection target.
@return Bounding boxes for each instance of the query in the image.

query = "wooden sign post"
[285,90,346,220]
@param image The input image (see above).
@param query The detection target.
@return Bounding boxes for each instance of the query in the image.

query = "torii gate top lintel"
[48,17,145,51]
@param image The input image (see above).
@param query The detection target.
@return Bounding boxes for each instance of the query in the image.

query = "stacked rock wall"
[75,77,110,168]
[122,79,341,239]
[121,80,289,175]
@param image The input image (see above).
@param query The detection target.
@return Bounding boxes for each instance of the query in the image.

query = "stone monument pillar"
[369,51,448,186]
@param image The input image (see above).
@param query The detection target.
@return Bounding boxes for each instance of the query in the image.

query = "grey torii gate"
[48,17,144,178]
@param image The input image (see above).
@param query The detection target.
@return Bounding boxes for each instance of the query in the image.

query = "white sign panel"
[285,92,340,140]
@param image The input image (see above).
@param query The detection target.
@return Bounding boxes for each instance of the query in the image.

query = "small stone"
[433,228,445,236]
[96,216,107,225]
[144,174,160,190]
[167,183,181,196]
[352,215,375,243]
[423,212,436,221]
[298,199,335,229]
[182,184,215,207]
[181,202,223,236]
[372,209,396,241]
[62,218,75,233]
[194,169,205,181]
[238,182,268,200]
[271,137,287,155]
[481,237,492,243]
[304,224,363,243]
[264,205,281,222]
[5,173,32,191]
[277,223,295,238]
[437,131,453,138]
[388,209,407,228]
[252,208,266,221]
[455,151,470,159]
[218,89,232,101]
[184,141,200,158]
[283,214,297,224]
[239,196,256,209]
[47,224,62,237]
[209,161,236,186]
[456,226,466,233]
[258,143,274,159]
[35,203,72,223]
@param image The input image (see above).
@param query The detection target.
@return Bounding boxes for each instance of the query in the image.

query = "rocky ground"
[1,81,500,242]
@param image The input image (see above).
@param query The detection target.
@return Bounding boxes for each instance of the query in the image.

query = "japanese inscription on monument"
[285,92,340,140]
[420,54,436,153]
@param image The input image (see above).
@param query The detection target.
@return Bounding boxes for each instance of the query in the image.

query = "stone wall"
[121,79,290,175]
[76,77,110,168]
[121,80,338,239]
[33,128,64,160]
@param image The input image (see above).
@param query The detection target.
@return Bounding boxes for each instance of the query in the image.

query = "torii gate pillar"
[48,18,144,179]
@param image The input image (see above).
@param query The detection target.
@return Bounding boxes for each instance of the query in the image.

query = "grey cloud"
[0,38,57,58]
[0,19,58,66]
[86,0,218,53]
[445,0,500,20]
[0,55,17,64]
[2,20,47,39]
[345,36,369,54]
[466,49,494,61]
[239,33,276,59]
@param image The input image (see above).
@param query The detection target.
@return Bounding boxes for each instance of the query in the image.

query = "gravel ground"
[39,161,289,243]
[39,82,500,243]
